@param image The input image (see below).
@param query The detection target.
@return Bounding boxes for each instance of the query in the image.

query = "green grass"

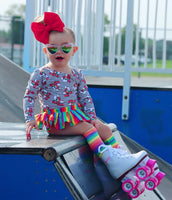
[132,72,172,78]
[147,60,172,69]
[132,60,172,78]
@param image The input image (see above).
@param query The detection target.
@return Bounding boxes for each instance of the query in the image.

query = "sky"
[0,0,26,15]
[104,0,172,40]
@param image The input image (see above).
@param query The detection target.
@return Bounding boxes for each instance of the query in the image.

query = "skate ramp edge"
[0,54,40,123]
[0,122,167,200]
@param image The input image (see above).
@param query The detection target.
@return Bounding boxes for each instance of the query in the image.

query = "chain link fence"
[0,15,24,66]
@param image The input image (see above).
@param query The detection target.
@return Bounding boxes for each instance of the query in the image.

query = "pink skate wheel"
[122,176,140,192]
[129,182,145,198]
[136,166,149,180]
[122,179,135,192]
[129,188,140,199]
[155,171,165,185]
[146,159,156,174]
[145,177,158,190]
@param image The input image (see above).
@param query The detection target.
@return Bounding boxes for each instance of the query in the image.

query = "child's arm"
[23,69,42,140]
[77,70,97,121]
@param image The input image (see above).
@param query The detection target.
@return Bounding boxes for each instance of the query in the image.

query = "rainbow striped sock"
[104,135,119,148]
[93,135,119,165]
[83,127,105,158]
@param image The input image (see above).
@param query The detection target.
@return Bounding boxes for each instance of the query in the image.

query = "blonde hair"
[63,27,76,43]
[33,14,76,43]
[34,15,44,23]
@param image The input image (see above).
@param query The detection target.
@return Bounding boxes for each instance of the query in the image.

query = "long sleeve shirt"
[23,66,96,122]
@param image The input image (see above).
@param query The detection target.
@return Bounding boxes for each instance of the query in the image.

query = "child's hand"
[90,119,106,131]
[26,120,39,141]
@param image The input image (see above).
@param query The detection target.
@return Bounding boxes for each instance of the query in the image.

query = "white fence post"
[122,0,134,120]
[23,0,37,72]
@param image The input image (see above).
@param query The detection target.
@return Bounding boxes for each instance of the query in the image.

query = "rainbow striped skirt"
[35,104,90,132]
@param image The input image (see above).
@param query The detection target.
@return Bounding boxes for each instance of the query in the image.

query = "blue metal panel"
[88,86,172,164]
[89,86,123,123]
[0,154,74,200]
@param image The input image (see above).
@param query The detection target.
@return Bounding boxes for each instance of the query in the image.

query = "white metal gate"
[24,0,172,120]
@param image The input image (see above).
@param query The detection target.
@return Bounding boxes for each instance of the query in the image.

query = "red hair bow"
[31,12,65,44]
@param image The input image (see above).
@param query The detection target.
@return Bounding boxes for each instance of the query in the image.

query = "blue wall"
[0,154,74,200]
[88,85,172,164]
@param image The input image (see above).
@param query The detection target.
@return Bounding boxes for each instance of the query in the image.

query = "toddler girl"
[23,12,164,199]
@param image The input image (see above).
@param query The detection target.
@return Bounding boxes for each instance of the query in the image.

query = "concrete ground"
[85,76,172,88]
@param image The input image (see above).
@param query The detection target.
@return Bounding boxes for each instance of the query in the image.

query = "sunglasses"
[45,43,73,55]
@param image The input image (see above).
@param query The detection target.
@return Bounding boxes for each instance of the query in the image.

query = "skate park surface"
[0,53,172,199]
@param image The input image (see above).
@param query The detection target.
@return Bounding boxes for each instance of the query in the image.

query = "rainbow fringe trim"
[35,104,90,131]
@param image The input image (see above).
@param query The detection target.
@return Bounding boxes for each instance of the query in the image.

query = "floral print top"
[23,66,96,122]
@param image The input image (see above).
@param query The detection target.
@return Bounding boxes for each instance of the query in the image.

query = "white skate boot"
[99,144,148,180]
[94,145,129,198]
[99,145,165,199]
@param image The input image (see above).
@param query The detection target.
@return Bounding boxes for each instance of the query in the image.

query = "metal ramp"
[0,122,168,200]
[0,54,40,123]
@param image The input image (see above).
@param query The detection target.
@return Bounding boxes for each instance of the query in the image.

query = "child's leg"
[49,121,149,184]
[83,126,105,158]
[91,121,119,196]
[93,119,119,148]
[48,121,108,158]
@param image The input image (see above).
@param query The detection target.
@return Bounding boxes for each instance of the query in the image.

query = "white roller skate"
[99,145,165,199]
[94,145,127,198]
[144,162,165,190]
[99,144,148,180]
[122,156,156,198]
[128,160,165,198]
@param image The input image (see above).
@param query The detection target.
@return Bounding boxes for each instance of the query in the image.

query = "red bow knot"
[31,12,65,44]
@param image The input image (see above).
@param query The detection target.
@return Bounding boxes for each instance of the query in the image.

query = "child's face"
[45,31,78,69]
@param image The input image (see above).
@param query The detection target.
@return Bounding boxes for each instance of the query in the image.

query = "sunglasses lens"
[47,46,58,54]
[61,44,73,54]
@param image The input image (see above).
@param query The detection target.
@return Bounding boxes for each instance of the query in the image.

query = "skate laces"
[112,147,130,158]
[112,145,133,159]
[98,144,129,158]
[117,145,128,155]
